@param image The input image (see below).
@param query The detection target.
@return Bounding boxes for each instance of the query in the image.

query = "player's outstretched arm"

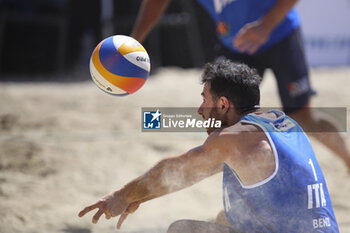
[78,131,234,229]
[131,0,171,42]
[234,0,298,54]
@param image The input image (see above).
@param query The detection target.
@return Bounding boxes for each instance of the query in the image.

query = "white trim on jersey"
[228,120,280,189]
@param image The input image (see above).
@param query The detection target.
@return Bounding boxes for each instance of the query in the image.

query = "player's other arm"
[234,0,299,54]
[131,0,171,42]
[260,0,299,33]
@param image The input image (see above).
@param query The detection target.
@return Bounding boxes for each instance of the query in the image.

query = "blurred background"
[0,0,349,81]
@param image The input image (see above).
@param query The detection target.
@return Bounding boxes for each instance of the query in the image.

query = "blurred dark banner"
[0,0,217,80]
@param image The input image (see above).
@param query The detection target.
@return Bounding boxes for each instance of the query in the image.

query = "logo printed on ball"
[136,56,150,63]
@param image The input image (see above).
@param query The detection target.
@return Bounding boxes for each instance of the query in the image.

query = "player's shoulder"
[204,122,262,148]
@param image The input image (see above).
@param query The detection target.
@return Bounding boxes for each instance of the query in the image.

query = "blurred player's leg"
[289,106,350,171]
[263,28,350,172]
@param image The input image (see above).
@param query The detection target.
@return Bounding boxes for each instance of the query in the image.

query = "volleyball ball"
[89,35,150,96]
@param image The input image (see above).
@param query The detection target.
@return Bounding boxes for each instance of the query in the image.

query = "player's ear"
[218,96,230,113]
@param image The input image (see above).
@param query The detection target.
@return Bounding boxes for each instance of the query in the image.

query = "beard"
[205,107,229,135]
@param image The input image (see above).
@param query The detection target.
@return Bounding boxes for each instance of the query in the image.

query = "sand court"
[0,67,349,233]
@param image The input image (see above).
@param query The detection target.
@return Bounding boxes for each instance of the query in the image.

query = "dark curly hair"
[201,60,262,114]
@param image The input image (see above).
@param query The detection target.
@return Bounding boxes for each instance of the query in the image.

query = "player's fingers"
[92,209,104,224]
[234,36,242,47]
[233,35,245,48]
[234,30,254,48]
[126,201,140,213]
[78,202,100,217]
[117,213,129,229]
[234,28,248,45]
[236,41,251,53]
[248,43,260,54]
[105,212,111,220]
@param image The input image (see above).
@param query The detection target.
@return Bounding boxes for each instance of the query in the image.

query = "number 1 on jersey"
[308,158,318,182]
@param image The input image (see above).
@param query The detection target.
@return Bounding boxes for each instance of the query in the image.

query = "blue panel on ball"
[99,37,148,79]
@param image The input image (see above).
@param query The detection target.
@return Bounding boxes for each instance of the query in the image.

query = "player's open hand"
[233,20,271,54]
[116,201,141,229]
[78,190,129,228]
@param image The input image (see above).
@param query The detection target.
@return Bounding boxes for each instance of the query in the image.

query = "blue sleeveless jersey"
[197,0,300,53]
[223,111,339,232]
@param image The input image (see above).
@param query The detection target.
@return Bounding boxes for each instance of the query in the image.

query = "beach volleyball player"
[79,60,340,232]
[130,0,350,171]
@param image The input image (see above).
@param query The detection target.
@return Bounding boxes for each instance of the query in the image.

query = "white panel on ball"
[89,59,127,95]
[123,51,151,72]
